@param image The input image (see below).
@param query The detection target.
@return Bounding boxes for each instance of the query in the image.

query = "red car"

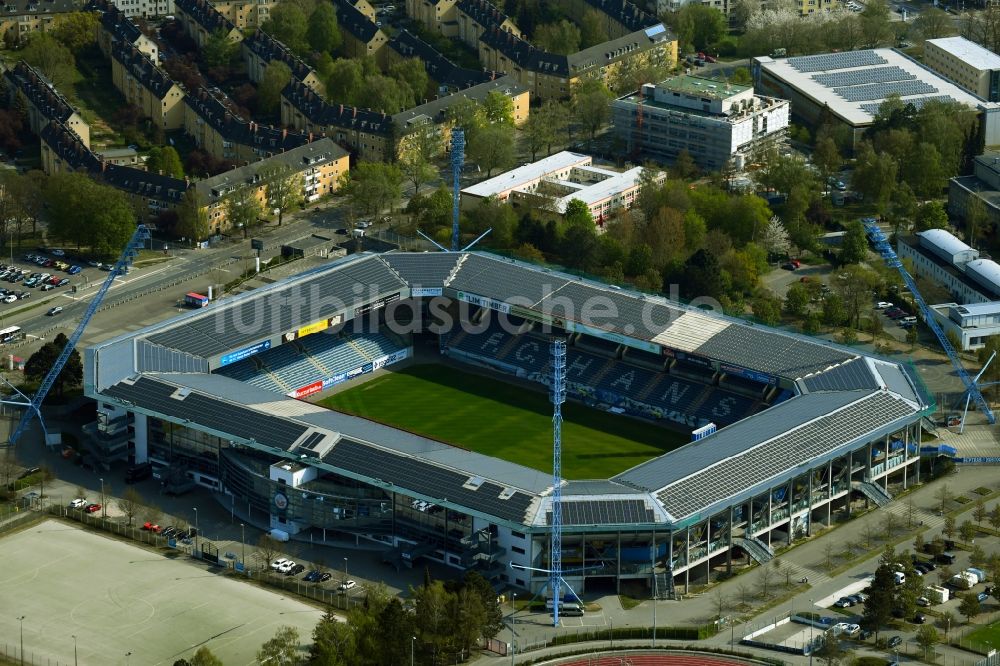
[85,503,101,513]
[142,522,161,532]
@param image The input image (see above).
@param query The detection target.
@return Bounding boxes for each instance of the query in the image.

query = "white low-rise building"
[929,301,1000,351]
[611,75,789,171]
[461,151,656,224]
[897,228,1000,304]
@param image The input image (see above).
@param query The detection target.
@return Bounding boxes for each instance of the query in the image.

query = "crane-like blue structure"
[450,129,464,252]
[6,224,152,446]
[863,218,995,425]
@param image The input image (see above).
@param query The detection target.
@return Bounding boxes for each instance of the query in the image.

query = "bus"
[0,326,22,343]
[184,293,210,308]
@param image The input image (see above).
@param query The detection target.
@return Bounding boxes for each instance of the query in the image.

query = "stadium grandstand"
[83,251,931,595]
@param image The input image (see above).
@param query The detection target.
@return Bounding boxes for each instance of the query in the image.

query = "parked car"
[876,301,893,309]
[47,306,62,315]
[277,560,297,574]
[979,592,990,602]
[834,597,853,608]
[338,579,357,591]
[888,636,902,648]
[288,564,306,576]
[916,596,931,606]
[913,613,926,624]
[161,526,177,538]
[781,262,798,270]
[41,284,55,292]
[56,278,70,287]
[318,572,332,583]
[68,265,82,275]
[303,570,320,582]
[85,503,101,513]
[51,249,65,256]
[270,558,289,570]
[69,498,88,509]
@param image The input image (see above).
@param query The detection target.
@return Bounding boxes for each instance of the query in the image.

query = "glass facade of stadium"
[86,403,922,595]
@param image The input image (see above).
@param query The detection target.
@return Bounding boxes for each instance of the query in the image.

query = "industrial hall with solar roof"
[83,250,931,596]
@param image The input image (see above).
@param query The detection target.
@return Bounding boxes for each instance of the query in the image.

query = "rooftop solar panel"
[812,66,914,88]
[802,359,879,392]
[860,95,958,115]
[835,80,937,102]
[548,499,655,526]
[380,252,462,287]
[788,50,886,73]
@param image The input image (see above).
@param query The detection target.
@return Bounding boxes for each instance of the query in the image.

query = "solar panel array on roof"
[788,50,886,72]
[325,440,535,523]
[548,499,655,526]
[537,282,683,340]
[380,252,462,287]
[860,95,958,115]
[146,256,406,358]
[694,326,852,378]
[802,359,880,393]
[835,80,937,102]
[451,254,564,305]
[812,66,914,88]
[656,392,913,519]
[102,376,308,449]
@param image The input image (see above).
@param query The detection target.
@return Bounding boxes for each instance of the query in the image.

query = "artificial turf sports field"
[319,363,689,478]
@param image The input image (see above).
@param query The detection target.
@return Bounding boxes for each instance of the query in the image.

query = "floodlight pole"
[450,128,465,252]
[550,339,566,627]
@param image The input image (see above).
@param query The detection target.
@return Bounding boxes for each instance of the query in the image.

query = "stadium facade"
[83,252,931,595]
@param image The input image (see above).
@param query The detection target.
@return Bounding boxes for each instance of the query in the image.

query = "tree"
[257,625,300,666]
[399,123,441,193]
[915,625,940,660]
[116,486,143,527]
[51,11,99,54]
[307,2,341,54]
[761,216,790,258]
[258,61,292,115]
[523,103,562,160]
[757,564,775,598]
[202,28,237,69]
[730,67,753,86]
[833,265,879,329]
[263,2,309,55]
[914,7,954,40]
[468,124,515,178]
[223,183,264,238]
[965,192,986,248]
[573,79,613,141]
[852,143,898,214]
[189,647,223,666]
[813,136,841,184]
[176,189,209,242]
[990,504,1000,532]
[960,520,977,544]
[935,483,953,514]
[944,514,957,539]
[673,3,727,50]
[752,291,782,326]
[534,19,581,55]
[20,33,76,91]
[388,58,430,109]
[263,164,303,226]
[861,547,897,640]
[481,90,515,126]
[815,633,848,666]
[339,162,403,217]
[970,544,988,569]
[959,592,981,623]
[145,146,184,179]
[24,333,82,397]
[47,172,136,258]
[860,0,893,47]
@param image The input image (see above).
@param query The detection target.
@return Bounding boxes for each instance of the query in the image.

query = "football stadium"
[83,251,931,596]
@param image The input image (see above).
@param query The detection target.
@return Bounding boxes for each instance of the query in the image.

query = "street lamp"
[510,592,517,666]
[610,617,614,652]
[99,478,106,518]
[343,557,348,584]
[240,522,246,567]
[808,598,814,666]
[410,635,416,666]
[193,507,199,551]
[72,634,77,666]
[18,615,24,666]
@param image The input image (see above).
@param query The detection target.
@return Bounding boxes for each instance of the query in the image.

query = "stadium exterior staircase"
[733,536,774,564]
[854,481,892,507]
[653,571,676,600]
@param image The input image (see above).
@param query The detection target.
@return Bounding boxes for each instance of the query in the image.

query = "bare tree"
[757,565,775,599]
[712,589,727,622]
[736,581,752,608]
[116,486,143,527]
[885,511,899,538]
[905,499,917,528]
[823,542,837,571]
[935,483,953,515]
[862,521,878,549]
[0,452,18,492]
[257,535,280,574]
[974,500,987,527]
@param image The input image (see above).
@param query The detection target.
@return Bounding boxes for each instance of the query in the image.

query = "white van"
[893,571,906,585]
[268,528,290,542]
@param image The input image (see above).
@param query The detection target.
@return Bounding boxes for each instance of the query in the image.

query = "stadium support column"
[132,413,148,464]
[806,472,813,538]
[786,479,793,546]
[912,424,920,484]
[450,129,465,252]
[549,339,566,627]
[726,506,733,575]
[684,526,691,593]
[827,460,833,527]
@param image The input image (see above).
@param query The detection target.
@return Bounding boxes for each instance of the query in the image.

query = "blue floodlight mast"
[450,129,465,252]
[7,224,152,446]
[550,339,566,626]
[862,218,995,424]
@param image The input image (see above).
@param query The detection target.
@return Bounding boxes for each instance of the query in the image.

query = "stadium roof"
[92,250,929,529]
[755,48,996,126]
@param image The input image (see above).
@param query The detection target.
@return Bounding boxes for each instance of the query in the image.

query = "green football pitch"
[319,363,689,479]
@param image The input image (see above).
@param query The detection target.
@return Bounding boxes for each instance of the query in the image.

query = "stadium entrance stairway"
[732,536,774,565]
[653,571,676,600]
[853,480,892,507]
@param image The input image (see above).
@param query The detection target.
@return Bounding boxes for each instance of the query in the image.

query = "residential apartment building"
[405,0,456,34]
[3,60,90,148]
[242,29,324,93]
[387,29,492,95]
[194,137,348,231]
[184,87,311,163]
[94,0,159,60]
[925,36,1000,102]
[409,0,677,100]
[111,41,186,130]
[611,75,789,171]
[0,0,78,45]
[551,0,657,40]
[331,0,388,61]
[281,75,528,162]
[212,0,270,31]
[175,0,241,48]
[104,0,174,18]
[462,150,657,223]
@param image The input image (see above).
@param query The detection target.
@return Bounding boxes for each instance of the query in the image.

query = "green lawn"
[319,364,688,479]
[965,620,1000,651]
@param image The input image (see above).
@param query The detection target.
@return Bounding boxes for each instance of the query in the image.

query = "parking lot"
[0,520,323,665]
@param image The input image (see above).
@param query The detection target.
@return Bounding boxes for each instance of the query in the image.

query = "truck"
[184,292,210,308]
[925,585,950,604]
[966,568,987,584]
[951,572,977,590]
